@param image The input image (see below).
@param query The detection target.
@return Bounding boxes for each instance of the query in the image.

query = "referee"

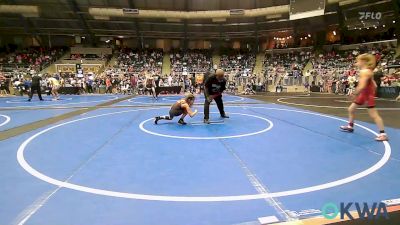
[28,74,43,101]
[203,69,229,124]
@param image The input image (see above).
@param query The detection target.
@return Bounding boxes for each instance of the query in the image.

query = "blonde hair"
[357,53,376,69]
[185,93,195,101]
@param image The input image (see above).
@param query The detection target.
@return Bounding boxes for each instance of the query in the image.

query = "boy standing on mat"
[145,75,157,99]
[203,69,229,124]
[154,93,198,125]
[48,76,61,101]
[340,53,388,141]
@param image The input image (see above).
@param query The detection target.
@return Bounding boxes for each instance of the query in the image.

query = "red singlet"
[354,69,376,108]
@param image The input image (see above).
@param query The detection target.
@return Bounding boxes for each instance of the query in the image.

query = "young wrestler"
[340,53,388,141]
[145,75,156,99]
[154,93,198,125]
[48,76,61,100]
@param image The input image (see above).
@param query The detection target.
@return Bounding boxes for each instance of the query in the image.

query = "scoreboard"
[289,0,326,20]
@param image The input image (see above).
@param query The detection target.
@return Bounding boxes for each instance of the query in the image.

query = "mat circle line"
[139,112,273,139]
[0,114,11,127]
[16,106,391,202]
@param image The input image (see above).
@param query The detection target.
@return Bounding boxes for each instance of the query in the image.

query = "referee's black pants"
[204,94,225,120]
[29,85,43,100]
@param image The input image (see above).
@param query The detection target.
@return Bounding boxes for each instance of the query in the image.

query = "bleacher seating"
[220,50,255,74]
[116,48,163,74]
[170,49,212,74]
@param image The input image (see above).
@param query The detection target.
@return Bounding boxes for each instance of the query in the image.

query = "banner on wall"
[56,64,102,75]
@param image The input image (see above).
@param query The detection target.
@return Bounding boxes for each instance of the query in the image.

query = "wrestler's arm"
[182,103,197,117]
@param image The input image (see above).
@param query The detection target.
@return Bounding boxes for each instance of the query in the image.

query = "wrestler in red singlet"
[340,53,388,141]
[353,68,376,108]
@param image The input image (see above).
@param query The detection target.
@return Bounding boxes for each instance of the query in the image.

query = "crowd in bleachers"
[57,48,164,95]
[220,50,255,75]
[0,47,65,74]
[170,49,212,74]
[264,51,311,87]
[0,47,66,96]
[116,48,163,74]
[311,51,354,80]
[1,44,399,97]
[310,45,400,95]
[91,48,191,95]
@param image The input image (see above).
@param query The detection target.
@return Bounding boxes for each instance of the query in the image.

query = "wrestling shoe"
[154,117,160,125]
[375,134,388,141]
[178,119,187,125]
[340,125,354,132]
[203,119,210,124]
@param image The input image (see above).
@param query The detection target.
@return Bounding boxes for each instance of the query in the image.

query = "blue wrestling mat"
[0,95,399,225]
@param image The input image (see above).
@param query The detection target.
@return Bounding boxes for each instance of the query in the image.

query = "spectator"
[105,77,112,94]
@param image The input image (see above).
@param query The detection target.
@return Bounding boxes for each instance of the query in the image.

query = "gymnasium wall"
[1,33,397,53]
[120,38,254,51]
